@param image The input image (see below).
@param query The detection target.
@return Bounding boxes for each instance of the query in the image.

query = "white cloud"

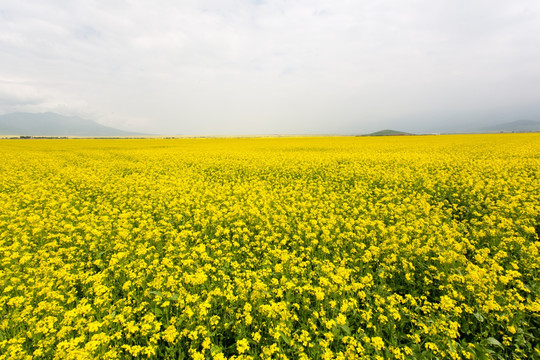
[1,0,539,134]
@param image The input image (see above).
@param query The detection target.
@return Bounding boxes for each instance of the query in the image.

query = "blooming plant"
[0,134,539,359]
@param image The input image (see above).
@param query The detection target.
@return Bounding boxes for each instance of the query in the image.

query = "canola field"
[0,134,539,360]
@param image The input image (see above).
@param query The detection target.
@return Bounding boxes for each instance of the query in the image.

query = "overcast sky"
[1,0,539,135]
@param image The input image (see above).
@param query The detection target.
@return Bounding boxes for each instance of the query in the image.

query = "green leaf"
[486,337,502,347]
[474,312,484,322]
[448,340,456,353]
[280,331,291,346]
[340,324,351,335]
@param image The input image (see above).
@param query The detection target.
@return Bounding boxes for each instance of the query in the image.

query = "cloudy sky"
[1,0,539,135]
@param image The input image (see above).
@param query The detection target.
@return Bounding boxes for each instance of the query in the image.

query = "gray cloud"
[1,0,539,134]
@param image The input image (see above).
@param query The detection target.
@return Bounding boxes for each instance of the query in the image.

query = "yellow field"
[0,134,539,359]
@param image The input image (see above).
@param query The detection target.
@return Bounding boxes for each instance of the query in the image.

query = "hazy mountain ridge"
[1,112,538,137]
[404,119,540,135]
[0,112,147,137]
[473,120,540,133]
[363,120,540,136]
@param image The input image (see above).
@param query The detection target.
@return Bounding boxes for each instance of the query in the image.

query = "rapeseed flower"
[0,134,538,359]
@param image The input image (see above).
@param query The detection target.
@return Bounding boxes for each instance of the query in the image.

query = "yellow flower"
[371,337,385,351]
[252,331,262,343]
[237,338,250,354]
[162,325,178,343]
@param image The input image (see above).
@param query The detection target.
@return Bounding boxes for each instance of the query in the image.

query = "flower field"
[0,134,539,359]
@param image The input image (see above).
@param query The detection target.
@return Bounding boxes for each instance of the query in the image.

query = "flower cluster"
[0,134,539,359]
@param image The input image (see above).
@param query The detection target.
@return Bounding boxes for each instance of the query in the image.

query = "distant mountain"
[474,120,540,133]
[364,129,412,136]
[0,112,148,137]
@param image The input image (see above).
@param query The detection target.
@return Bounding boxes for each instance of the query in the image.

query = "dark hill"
[365,129,412,136]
